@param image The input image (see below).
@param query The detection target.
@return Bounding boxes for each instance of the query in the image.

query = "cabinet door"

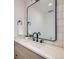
[14,42,26,59]
[14,42,46,59]
[14,49,26,59]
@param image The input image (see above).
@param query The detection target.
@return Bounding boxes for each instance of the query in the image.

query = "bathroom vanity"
[14,0,64,59]
[14,37,64,59]
[14,41,45,59]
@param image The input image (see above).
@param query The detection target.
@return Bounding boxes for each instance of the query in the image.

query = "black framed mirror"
[26,0,57,41]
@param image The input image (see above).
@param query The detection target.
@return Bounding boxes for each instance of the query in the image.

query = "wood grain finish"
[14,42,46,59]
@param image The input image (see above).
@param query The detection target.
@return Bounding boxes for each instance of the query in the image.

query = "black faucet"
[32,32,41,42]
[33,32,37,41]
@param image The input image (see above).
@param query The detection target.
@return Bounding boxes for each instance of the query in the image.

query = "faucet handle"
[40,39,43,43]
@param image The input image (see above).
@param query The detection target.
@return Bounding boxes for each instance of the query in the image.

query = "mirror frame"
[26,0,57,41]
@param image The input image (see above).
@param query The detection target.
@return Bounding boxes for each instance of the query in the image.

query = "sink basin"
[24,37,46,49]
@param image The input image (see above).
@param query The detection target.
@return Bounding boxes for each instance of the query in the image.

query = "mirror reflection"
[28,0,56,40]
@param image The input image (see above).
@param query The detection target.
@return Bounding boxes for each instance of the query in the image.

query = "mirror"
[27,0,57,41]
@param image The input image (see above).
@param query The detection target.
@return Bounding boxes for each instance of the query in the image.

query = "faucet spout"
[32,32,41,42]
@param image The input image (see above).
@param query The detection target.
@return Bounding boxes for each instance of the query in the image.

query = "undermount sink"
[24,37,46,49]
[15,37,46,49]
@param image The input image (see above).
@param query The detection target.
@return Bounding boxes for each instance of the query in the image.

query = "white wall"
[14,0,26,37]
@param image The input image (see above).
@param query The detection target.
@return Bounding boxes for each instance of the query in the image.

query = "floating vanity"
[14,37,64,59]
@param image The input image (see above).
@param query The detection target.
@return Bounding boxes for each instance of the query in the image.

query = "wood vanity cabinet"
[14,42,46,59]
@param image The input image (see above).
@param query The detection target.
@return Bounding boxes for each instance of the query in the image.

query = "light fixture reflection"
[48,3,53,6]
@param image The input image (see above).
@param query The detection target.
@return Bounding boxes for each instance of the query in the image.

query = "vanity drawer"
[14,42,46,59]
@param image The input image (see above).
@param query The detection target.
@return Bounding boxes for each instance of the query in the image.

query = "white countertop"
[14,37,64,59]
